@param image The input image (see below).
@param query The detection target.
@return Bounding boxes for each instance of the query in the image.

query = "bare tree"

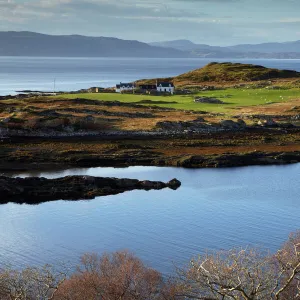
[0,264,67,300]
[173,248,275,300]
[173,231,300,300]
[272,231,300,300]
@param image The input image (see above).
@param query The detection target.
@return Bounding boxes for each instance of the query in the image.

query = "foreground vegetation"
[0,231,299,300]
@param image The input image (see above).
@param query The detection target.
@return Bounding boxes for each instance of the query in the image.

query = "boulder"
[237,119,247,127]
[220,120,241,129]
[167,178,181,190]
[258,118,277,127]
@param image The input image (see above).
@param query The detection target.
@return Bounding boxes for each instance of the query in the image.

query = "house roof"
[157,82,174,88]
[138,84,157,89]
[116,83,134,88]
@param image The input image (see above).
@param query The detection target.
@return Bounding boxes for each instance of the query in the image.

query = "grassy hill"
[176,62,300,83]
[137,62,300,87]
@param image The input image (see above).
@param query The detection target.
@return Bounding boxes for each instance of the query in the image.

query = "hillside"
[176,62,300,83]
[136,62,300,86]
[0,31,188,58]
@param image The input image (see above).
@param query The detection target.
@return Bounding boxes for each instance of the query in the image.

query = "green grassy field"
[59,88,300,113]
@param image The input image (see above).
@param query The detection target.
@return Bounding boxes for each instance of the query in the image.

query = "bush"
[54,251,165,300]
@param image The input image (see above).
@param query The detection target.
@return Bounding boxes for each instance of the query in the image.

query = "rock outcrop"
[257,118,278,127]
[0,176,181,204]
[176,151,300,168]
[156,119,247,133]
[220,120,245,129]
[194,97,225,104]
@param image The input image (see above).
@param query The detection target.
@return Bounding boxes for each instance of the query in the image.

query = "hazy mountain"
[0,31,188,58]
[150,39,228,52]
[2,32,300,59]
[150,39,202,51]
[150,39,300,58]
[228,41,300,53]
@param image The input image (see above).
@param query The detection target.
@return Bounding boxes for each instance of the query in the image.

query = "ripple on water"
[0,164,299,273]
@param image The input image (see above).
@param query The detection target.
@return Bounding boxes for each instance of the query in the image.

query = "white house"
[116,82,135,93]
[156,82,175,94]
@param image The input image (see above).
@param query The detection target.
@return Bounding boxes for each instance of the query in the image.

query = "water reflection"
[0,164,299,274]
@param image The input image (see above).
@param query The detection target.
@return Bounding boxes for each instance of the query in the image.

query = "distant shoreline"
[2,55,300,60]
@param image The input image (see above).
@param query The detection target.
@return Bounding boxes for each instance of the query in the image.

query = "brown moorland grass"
[136,62,300,88]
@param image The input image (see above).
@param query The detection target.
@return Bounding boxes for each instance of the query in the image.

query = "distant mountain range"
[1,32,300,59]
[150,39,300,59]
[0,31,187,58]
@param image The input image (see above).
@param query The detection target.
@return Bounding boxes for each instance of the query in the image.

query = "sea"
[1,57,300,95]
[1,164,299,274]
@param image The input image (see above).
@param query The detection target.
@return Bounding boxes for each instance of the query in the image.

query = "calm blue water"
[1,57,300,95]
[1,57,300,272]
[0,164,299,273]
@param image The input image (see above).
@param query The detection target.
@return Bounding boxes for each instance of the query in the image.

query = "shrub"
[54,251,165,300]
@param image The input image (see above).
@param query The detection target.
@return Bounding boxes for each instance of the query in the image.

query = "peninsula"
[0,62,299,175]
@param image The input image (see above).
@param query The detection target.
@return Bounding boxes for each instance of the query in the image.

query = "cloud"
[0,0,300,45]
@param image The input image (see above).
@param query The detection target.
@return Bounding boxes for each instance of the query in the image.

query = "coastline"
[1,129,299,172]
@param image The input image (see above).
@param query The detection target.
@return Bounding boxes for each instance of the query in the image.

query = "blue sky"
[1,0,300,45]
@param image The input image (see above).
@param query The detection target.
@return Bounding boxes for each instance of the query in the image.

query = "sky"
[1,0,300,45]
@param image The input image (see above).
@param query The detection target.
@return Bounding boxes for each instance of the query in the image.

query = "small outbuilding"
[138,84,157,93]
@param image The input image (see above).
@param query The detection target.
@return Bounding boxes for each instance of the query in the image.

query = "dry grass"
[0,97,209,132]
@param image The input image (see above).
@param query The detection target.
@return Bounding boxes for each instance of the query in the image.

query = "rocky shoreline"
[175,151,300,168]
[0,176,181,204]
[1,150,299,174]
[0,120,298,139]
[0,127,299,173]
